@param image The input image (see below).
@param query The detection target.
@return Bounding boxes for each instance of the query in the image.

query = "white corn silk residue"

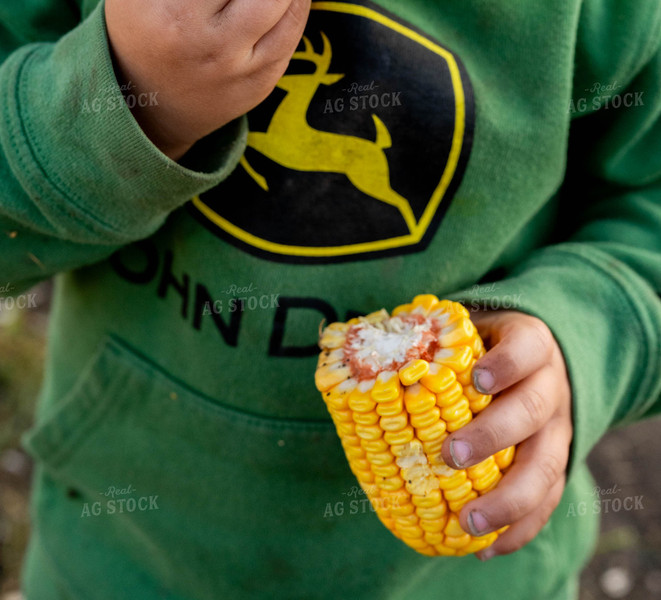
[344,313,438,381]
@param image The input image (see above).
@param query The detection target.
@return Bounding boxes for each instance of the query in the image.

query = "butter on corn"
[315,295,515,557]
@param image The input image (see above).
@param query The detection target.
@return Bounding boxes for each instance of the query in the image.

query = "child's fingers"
[458,415,571,538]
[475,476,566,560]
[470,312,556,395]
[254,0,311,62]
[441,366,560,469]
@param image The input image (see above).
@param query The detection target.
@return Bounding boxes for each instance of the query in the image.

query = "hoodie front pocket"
[22,335,397,600]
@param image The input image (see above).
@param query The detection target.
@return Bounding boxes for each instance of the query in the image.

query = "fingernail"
[478,548,496,561]
[468,510,490,536]
[450,440,472,468]
[473,368,495,394]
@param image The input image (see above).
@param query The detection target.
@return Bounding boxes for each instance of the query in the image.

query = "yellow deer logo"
[240,33,417,234]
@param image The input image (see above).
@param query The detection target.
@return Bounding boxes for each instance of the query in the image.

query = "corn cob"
[315,294,515,556]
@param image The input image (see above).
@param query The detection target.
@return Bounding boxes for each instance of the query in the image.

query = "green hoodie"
[1,0,660,598]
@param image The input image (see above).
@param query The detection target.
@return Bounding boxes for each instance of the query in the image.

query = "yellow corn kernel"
[433,544,457,556]
[494,446,516,470]
[353,411,379,425]
[461,533,498,555]
[471,335,486,358]
[404,384,437,414]
[433,345,473,372]
[390,502,416,518]
[366,451,395,466]
[420,515,448,534]
[439,318,477,347]
[409,406,441,429]
[435,382,464,407]
[381,489,410,511]
[315,363,352,392]
[371,371,402,403]
[343,445,365,461]
[466,387,492,413]
[355,424,383,441]
[448,490,478,514]
[348,388,377,413]
[422,436,447,458]
[356,471,375,484]
[406,537,432,551]
[376,475,406,492]
[416,420,447,442]
[446,411,472,432]
[372,463,400,478]
[391,303,412,316]
[395,525,425,540]
[443,480,473,502]
[384,425,415,445]
[424,531,445,546]
[456,360,477,387]
[340,434,361,449]
[466,457,497,480]
[375,393,405,417]
[350,458,371,472]
[440,397,471,422]
[380,413,409,432]
[411,488,443,508]
[416,503,447,521]
[420,364,457,394]
[318,326,348,349]
[361,438,389,453]
[336,421,356,437]
[444,514,467,537]
[411,294,442,314]
[317,348,345,370]
[399,359,431,386]
[330,408,353,423]
[444,534,472,549]
[437,469,467,491]
[324,379,356,410]
[473,470,502,492]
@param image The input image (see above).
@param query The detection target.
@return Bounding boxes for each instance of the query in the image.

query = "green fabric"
[0,0,658,598]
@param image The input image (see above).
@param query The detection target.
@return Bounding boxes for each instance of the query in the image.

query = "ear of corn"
[315,295,515,557]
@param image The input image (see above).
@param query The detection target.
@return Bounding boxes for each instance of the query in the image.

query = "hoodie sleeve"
[452,0,661,473]
[0,0,247,295]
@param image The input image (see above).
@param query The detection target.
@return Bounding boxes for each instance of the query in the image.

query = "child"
[1,0,659,598]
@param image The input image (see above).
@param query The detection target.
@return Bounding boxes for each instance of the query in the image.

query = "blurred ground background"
[0,282,659,598]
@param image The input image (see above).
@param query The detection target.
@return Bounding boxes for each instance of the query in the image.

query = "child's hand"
[441,311,573,560]
[104,0,311,160]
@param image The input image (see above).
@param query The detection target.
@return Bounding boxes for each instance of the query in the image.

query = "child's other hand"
[441,311,573,560]
[105,0,311,160]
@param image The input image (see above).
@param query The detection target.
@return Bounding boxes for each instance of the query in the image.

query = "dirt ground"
[0,283,660,598]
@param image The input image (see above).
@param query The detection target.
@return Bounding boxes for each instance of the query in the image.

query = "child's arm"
[0,1,309,293]
[445,5,661,559]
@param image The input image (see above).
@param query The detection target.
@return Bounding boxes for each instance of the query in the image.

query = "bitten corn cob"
[315,295,515,556]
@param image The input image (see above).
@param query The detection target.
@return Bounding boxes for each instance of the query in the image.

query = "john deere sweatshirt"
[1,0,660,598]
